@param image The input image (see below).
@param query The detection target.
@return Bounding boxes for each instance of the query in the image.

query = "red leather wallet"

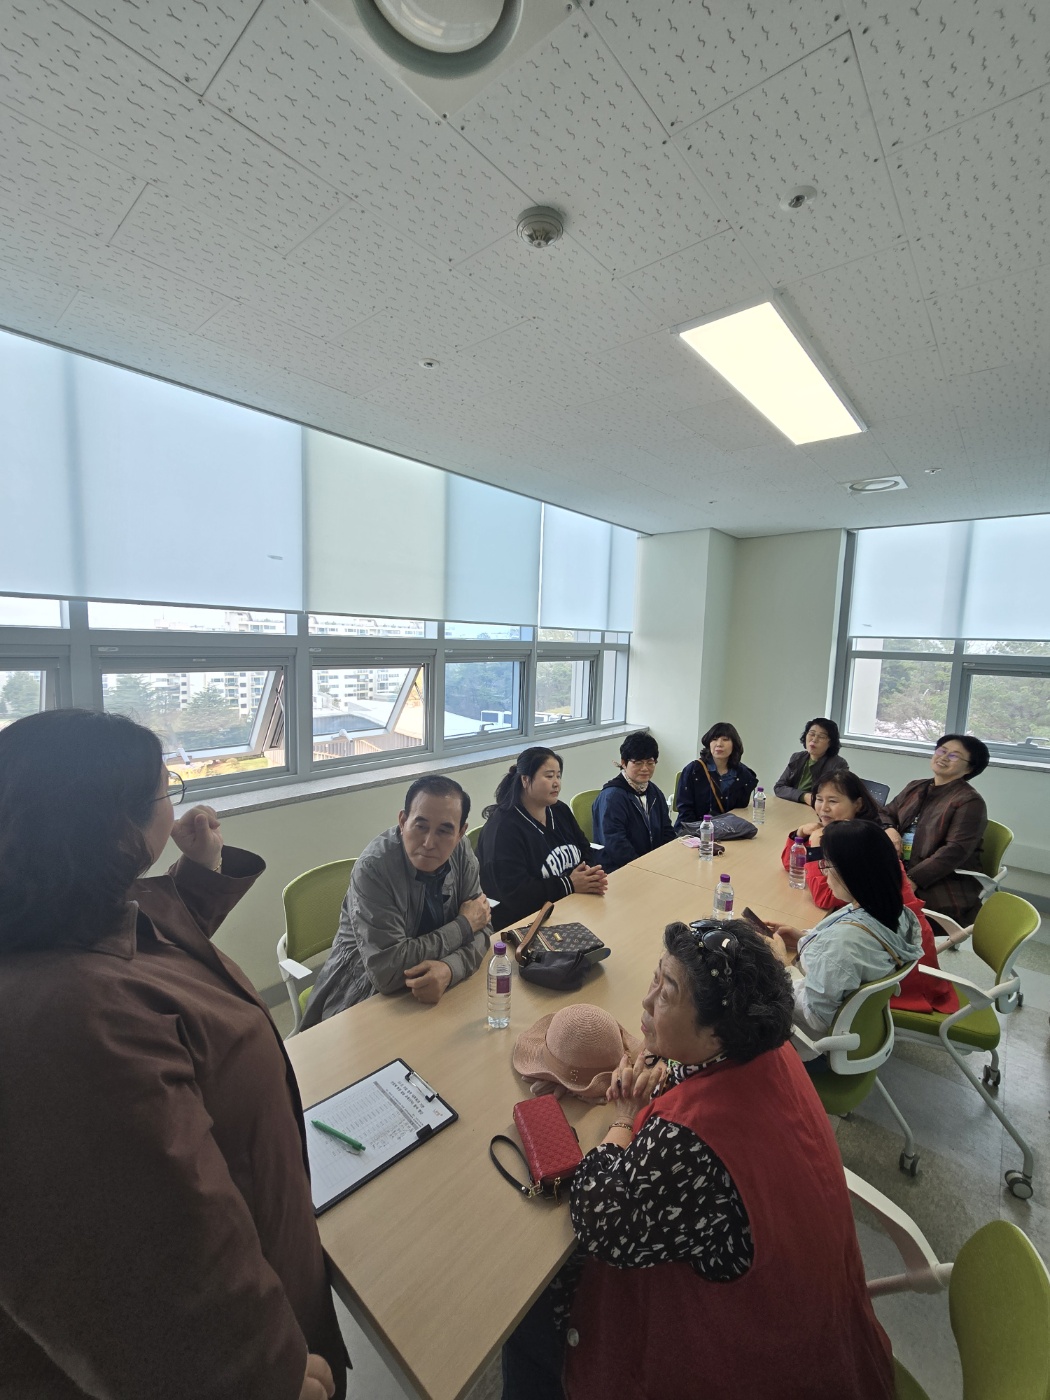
[489,1096,583,1200]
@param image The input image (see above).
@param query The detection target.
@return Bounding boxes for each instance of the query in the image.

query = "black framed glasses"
[155,772,185,806]
[818,858,833,875]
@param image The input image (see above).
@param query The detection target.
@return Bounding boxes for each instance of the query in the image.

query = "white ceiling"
[1,0,1048,537]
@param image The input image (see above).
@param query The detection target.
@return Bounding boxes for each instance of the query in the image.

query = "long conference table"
[286,797,816,1399]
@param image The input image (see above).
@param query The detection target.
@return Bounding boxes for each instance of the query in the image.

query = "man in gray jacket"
[301,775,491,1025]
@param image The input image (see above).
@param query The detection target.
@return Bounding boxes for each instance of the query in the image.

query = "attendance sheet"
[305,1058,456,1213]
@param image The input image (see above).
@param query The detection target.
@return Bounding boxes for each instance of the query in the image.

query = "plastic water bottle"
[487,941,513,1029]
[788,835,808,890]
[752,786,766,824]
[698,814,715,862]
[712,872,734,920]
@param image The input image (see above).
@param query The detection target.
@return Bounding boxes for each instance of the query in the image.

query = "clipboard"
[305,1058,457,1214]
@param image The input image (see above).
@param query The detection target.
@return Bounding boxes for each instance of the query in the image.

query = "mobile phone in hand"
[742,906,773,937]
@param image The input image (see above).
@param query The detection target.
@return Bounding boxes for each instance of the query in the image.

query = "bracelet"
[608,1120,634,1134]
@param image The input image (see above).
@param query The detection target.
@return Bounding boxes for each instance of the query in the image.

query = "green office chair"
[958,818,1014,902]
[466,824,482,853]
[277,857,356,1035]
[892,890,1040,1198]
[570,789,600,845]
[670,769,682,817]
[798,960,921,1175]
[847,1171,1050,1399]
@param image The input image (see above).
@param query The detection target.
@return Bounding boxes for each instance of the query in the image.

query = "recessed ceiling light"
[675,299,864,447]
[374,0,503,54]
[846,475,907,494]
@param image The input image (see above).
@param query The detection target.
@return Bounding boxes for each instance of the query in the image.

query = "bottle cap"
[494,941,507,954]
[703,814,712,821]
[756,786,764,792]
[720,872,730,882]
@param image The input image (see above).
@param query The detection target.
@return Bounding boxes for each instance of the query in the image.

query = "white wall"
[152,732,626,994]
[627,527,736,787]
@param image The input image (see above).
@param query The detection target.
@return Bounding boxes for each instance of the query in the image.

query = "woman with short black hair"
[591,729,675,872]
[0,709,344,1400]
[674,721,758,830]
[503,920,895,1400]
[883,733,990,926]
[766,820,924,1058]
[773,717,847,806]
[476,746,607,931]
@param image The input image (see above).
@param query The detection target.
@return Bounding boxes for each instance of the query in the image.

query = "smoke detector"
[846,475,908,495]
[779,185,819,212]
[516,206,564,250]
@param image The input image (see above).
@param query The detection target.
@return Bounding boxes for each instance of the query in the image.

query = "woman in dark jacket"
[591,730,676,873]
[0,710,344,1400]
[883,734,990,926]
[774,717,848,805]
[674,722,758,831]
[476,746,607,932]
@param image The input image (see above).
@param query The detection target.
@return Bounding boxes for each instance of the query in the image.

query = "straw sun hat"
[512,1003,642,1102]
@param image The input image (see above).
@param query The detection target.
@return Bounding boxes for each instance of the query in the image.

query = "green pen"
[311,1119,366,1153]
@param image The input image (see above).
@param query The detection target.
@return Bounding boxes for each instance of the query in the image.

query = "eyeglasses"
[627,758,657,769]
[933,747,967,763]
[818,858,833,875]
[154,772,185,806]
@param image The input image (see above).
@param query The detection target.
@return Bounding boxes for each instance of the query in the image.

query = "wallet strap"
[488,1135,541,1198]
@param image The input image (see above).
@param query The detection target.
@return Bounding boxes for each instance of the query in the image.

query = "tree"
[0,671,40,720]
[105,674,158,728]
[171,687,250,751]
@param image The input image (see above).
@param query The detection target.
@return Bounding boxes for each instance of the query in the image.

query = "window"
[100,667,286,784]
[313,665,426,761]
[0,669,49,725]
[444,660,521,741]
[90,602,289,633]
[835,521,1050,765]
[0,595,631,797]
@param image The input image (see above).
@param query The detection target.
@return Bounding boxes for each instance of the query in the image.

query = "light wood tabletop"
[286,796,824,1399]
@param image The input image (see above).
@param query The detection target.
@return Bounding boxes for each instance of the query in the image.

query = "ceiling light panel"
[677,300,865,446]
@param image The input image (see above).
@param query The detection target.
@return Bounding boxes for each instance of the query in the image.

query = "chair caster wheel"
[1005,1171,1033,1200]
[1017,991,1024,1008]
[899,1152,920,1177]
[983,1065,1002,1090]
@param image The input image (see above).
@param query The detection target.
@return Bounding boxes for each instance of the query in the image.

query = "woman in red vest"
[503,921,895,1400]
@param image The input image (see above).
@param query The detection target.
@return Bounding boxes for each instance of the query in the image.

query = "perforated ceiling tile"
[960,417,1050,469]
[0,260,76,328]
[457,16,726,277]
[844,349,951,423]
[0,0,341,252]
[802,430,898,480]
[209,1,525,264]
[200,302,390,398]
[928,267,1050,378]
[454,233,659,359]
[674,394,786,453]
[0,105,143,240]
[0,201,230,332]
[785,244,933,372]
[61,0,260,93]
[587,327,716,386]
[459,318,630,409]
[676,36,905,285]
[618,229,767,325]
[567,392,697,457]
[892,86,1050,297]
[850,0,1050,151]
[868,409,967,474]
[589,0,845,134]
[949,360,1050,424]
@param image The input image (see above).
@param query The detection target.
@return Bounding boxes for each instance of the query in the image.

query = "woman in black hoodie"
[476,747,607,932]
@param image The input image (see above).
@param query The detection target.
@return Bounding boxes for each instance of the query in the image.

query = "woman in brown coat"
[883,733,990,927]
[0,709,346,1400]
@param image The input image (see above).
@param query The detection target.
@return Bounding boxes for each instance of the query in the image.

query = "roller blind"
[849,516,1050,641]
[0,328,303,609]
[539,506,637,630]
[445,475,541,624]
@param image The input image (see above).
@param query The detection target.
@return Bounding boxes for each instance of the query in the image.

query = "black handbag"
[506,903,610,991]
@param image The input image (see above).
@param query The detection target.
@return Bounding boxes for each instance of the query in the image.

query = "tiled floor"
[283,935,1050,1399]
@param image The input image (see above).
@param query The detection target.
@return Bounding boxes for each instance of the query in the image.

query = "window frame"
[832,532,1050,768]
[0,599,632,797]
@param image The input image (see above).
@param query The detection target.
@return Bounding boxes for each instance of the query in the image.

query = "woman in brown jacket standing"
[0,709,345,1400]
[883,733,990,927]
